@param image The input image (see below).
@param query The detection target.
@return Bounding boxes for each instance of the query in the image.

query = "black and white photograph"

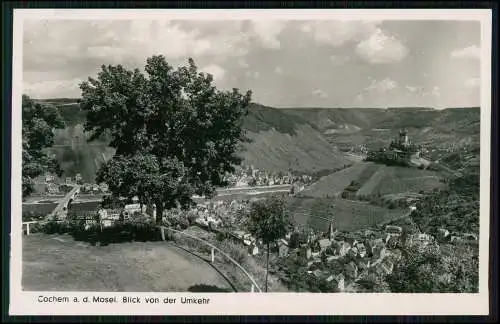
[10,9,492,316]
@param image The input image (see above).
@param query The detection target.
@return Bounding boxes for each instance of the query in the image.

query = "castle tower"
[399,128,409,147]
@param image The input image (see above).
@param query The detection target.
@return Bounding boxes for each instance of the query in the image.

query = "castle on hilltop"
[365,128,418,166]
[389,128,414,152]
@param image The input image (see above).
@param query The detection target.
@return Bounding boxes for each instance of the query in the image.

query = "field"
[23,202,59,214]
[22,234,234,292]
[287,197,405,232]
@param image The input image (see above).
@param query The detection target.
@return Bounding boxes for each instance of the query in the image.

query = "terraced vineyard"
[302,161,445,200]
[356,166,445,197]
[300,162,372,198]
[287,197,405,232]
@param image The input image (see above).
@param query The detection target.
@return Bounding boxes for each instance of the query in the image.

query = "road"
[47,185,81,220]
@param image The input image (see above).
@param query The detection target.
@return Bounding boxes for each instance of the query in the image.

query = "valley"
[29,99,480,238]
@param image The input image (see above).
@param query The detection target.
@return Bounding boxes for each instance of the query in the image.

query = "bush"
[218,241,248,265]
[289,231,308,249]
[216,230,228,242]
[42,220,73,234]
[387,201,397,209]
[23,211,46,222]
[186,211,199,225]
[66,218,160,244]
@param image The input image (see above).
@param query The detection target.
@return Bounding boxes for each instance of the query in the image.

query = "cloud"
[312,88,328,98]
[24,20,251,70]
[329,55,351,66]
[250,20,287,49]
[245,71,260,79]
[422,86,441,97]
[237,59,249,68]
[365,78,398,92]
[300,20,380,47]
[406,86,418,93]
[464,77,480,88]
[355,28,408,64]
[451,45,480,60]
[432,86,440,97]
[21,19,481,108]
[201,64,226,81]
[24,78,83,98]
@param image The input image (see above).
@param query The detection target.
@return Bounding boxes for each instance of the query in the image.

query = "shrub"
[289,231,308,249]
[186,210,199,225]
[218,241,248,265]
[42,221,72,234]
[216,230,228,242]
[388,201,397,209]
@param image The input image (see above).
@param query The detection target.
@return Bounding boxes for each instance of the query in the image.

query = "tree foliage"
[247,195,294,246]
[386,238,479,293]
[80,56,252,222]
[22,95,65,197]
[247,195,294,292]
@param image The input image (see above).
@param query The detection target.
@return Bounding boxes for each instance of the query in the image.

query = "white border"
[10,9,492,316]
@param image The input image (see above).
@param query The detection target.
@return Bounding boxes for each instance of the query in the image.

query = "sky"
[22,19,482,108]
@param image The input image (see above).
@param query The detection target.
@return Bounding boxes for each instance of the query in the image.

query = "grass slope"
[23,234,234,292]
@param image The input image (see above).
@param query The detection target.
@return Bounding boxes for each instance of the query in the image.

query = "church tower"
[328,219,337,241]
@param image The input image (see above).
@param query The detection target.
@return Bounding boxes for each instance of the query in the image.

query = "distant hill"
[36,100,349,182]
[241,103,349,174]
[280,107,481,151]
[35,99,480,182]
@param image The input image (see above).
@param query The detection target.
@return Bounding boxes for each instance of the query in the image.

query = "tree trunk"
[155,201,164,225]
[265,243,270,293]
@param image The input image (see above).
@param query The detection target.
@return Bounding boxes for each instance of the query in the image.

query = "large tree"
[22,95,65,198]
[80,56,252,223]
[247,195,294,292]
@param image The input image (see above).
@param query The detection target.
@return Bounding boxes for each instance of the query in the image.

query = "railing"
[22,221,41,236]
[22,219,66,235]
[160,226,262,293]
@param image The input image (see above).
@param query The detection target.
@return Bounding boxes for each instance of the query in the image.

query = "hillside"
[280,107,481,152]
[287,196,405,232]
[301,161,445,200]
[37,100,348,182]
